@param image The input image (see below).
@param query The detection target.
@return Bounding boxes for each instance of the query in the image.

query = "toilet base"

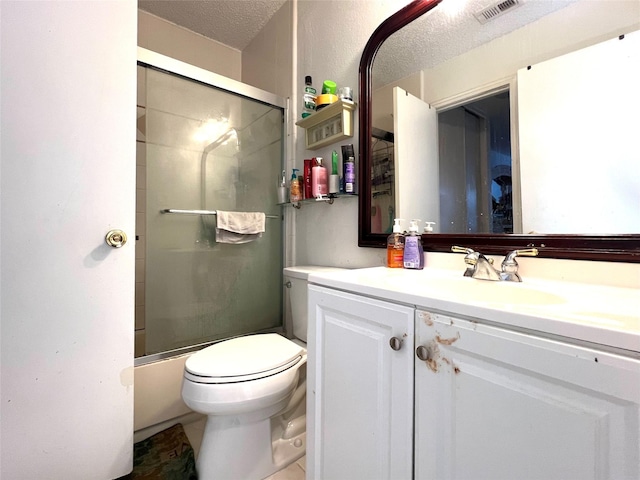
[197,414,269,480]
[196,392,306,479]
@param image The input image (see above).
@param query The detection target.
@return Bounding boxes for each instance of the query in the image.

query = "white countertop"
[309,267,640,353]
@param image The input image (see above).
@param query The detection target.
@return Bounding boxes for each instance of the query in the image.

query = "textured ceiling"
[138,0,578,82]
[374,0,579,88]
[138,0,289,51]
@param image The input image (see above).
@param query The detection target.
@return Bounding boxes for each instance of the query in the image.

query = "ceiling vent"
[474,0,522,24]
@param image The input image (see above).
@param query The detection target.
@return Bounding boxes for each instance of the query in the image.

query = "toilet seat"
[184,333,304,384]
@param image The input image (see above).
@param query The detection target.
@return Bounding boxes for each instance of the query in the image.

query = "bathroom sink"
[420,277,566,306]
[324,268,568,307]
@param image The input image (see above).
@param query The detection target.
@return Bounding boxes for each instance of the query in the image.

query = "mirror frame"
[358,0,640,262]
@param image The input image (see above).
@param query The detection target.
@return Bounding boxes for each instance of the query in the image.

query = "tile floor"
[182,416,306,480]
[264,457,306,480]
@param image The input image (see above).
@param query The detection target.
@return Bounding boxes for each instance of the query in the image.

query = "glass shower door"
[136,63,284,357]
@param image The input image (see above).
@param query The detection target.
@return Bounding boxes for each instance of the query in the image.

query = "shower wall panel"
[139,66,284,356]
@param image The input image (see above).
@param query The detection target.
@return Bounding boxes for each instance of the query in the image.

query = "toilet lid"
[185,333,304,381]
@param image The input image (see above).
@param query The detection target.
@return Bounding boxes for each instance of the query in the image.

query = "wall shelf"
[295,100,356,150]
[278,193,357,209]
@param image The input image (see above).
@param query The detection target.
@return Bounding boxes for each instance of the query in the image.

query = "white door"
[393,87,439,228]
[1,2,136,478]
[415,310,640,480]
[307,285,414,480]
[517,30,640,234]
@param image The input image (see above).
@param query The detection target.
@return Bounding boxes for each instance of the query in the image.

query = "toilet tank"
[284,266,346,343]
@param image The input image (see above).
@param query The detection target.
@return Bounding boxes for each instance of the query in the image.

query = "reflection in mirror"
[358,0,640,261]
[438,90,512,234]
[371,128,395,234]
[372,85,513,236]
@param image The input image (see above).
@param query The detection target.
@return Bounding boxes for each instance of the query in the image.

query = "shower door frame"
[136,47,289,366]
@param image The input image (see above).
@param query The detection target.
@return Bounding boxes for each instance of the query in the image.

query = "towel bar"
[161,209,280,219]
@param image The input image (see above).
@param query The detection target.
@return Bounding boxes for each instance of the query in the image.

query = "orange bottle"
[290,169,302,202]
[386,219,405,268]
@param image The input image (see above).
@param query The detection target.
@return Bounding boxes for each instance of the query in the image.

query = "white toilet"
[181,266,343,480]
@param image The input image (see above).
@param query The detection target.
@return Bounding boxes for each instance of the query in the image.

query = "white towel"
[215,211,266,244]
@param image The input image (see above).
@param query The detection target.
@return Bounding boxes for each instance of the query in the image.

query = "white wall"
[138,10,242,81]
[293,0,413,268]
[242,1,297,266]
[242,1,293,99]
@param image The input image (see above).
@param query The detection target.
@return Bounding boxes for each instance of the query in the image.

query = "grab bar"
[161,209,280,219]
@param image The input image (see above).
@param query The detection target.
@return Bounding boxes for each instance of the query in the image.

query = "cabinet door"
[415,310,640,480]
[308,285,414,480]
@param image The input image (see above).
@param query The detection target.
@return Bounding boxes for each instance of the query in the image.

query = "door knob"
[416,345,429,361]
[105,229,127,248]
[389,337,403,351]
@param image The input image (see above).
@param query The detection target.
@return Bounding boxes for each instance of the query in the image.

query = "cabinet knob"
[389,337,403,351]
[416,345,429,361]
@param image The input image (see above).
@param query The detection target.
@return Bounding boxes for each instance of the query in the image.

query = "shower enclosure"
[136,48,286,360]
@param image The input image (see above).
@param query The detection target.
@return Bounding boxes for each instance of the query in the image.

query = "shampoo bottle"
[341,144,356,194]
[403,219,424,270]
[311,157,328,197]
[386,218,405,268]
[290,168,302,202]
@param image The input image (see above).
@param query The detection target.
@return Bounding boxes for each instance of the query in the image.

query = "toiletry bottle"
[311,157,328,197]
[386,219,405,268]
[341,144,356,194]
[302,76,316,118]
[277,170,288,204]
[424,222,436,233]
[290,168,302,202]
[329,150,340,194]
[403,219,424,270]
[303,159,312,199]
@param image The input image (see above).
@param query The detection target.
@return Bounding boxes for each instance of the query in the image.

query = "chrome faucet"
[451,246,501,280]
[451,246,539,282]
[499,248,539,282]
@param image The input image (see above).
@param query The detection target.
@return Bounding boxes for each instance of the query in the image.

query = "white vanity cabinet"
[307,285,415,480]
[414,309,640,480]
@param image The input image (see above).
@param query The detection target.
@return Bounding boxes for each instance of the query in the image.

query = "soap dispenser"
[424,222,436,233]
[403,219,424,270]
[277,170,288,204]
[386,218,405,268]
[290,168,302,202]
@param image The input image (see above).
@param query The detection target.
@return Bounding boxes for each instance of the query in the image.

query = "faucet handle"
[501,248,539,282]
[451,246,480,277]
[503,248,539,265]
[452,246,494,264]
[451,245,475,254]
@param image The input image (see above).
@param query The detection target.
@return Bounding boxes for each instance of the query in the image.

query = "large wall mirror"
[358,0,640,262]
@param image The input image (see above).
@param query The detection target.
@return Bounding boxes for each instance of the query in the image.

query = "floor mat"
[132,423,198,479]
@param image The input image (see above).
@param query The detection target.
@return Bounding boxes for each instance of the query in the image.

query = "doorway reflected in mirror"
[438,90,512,234]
